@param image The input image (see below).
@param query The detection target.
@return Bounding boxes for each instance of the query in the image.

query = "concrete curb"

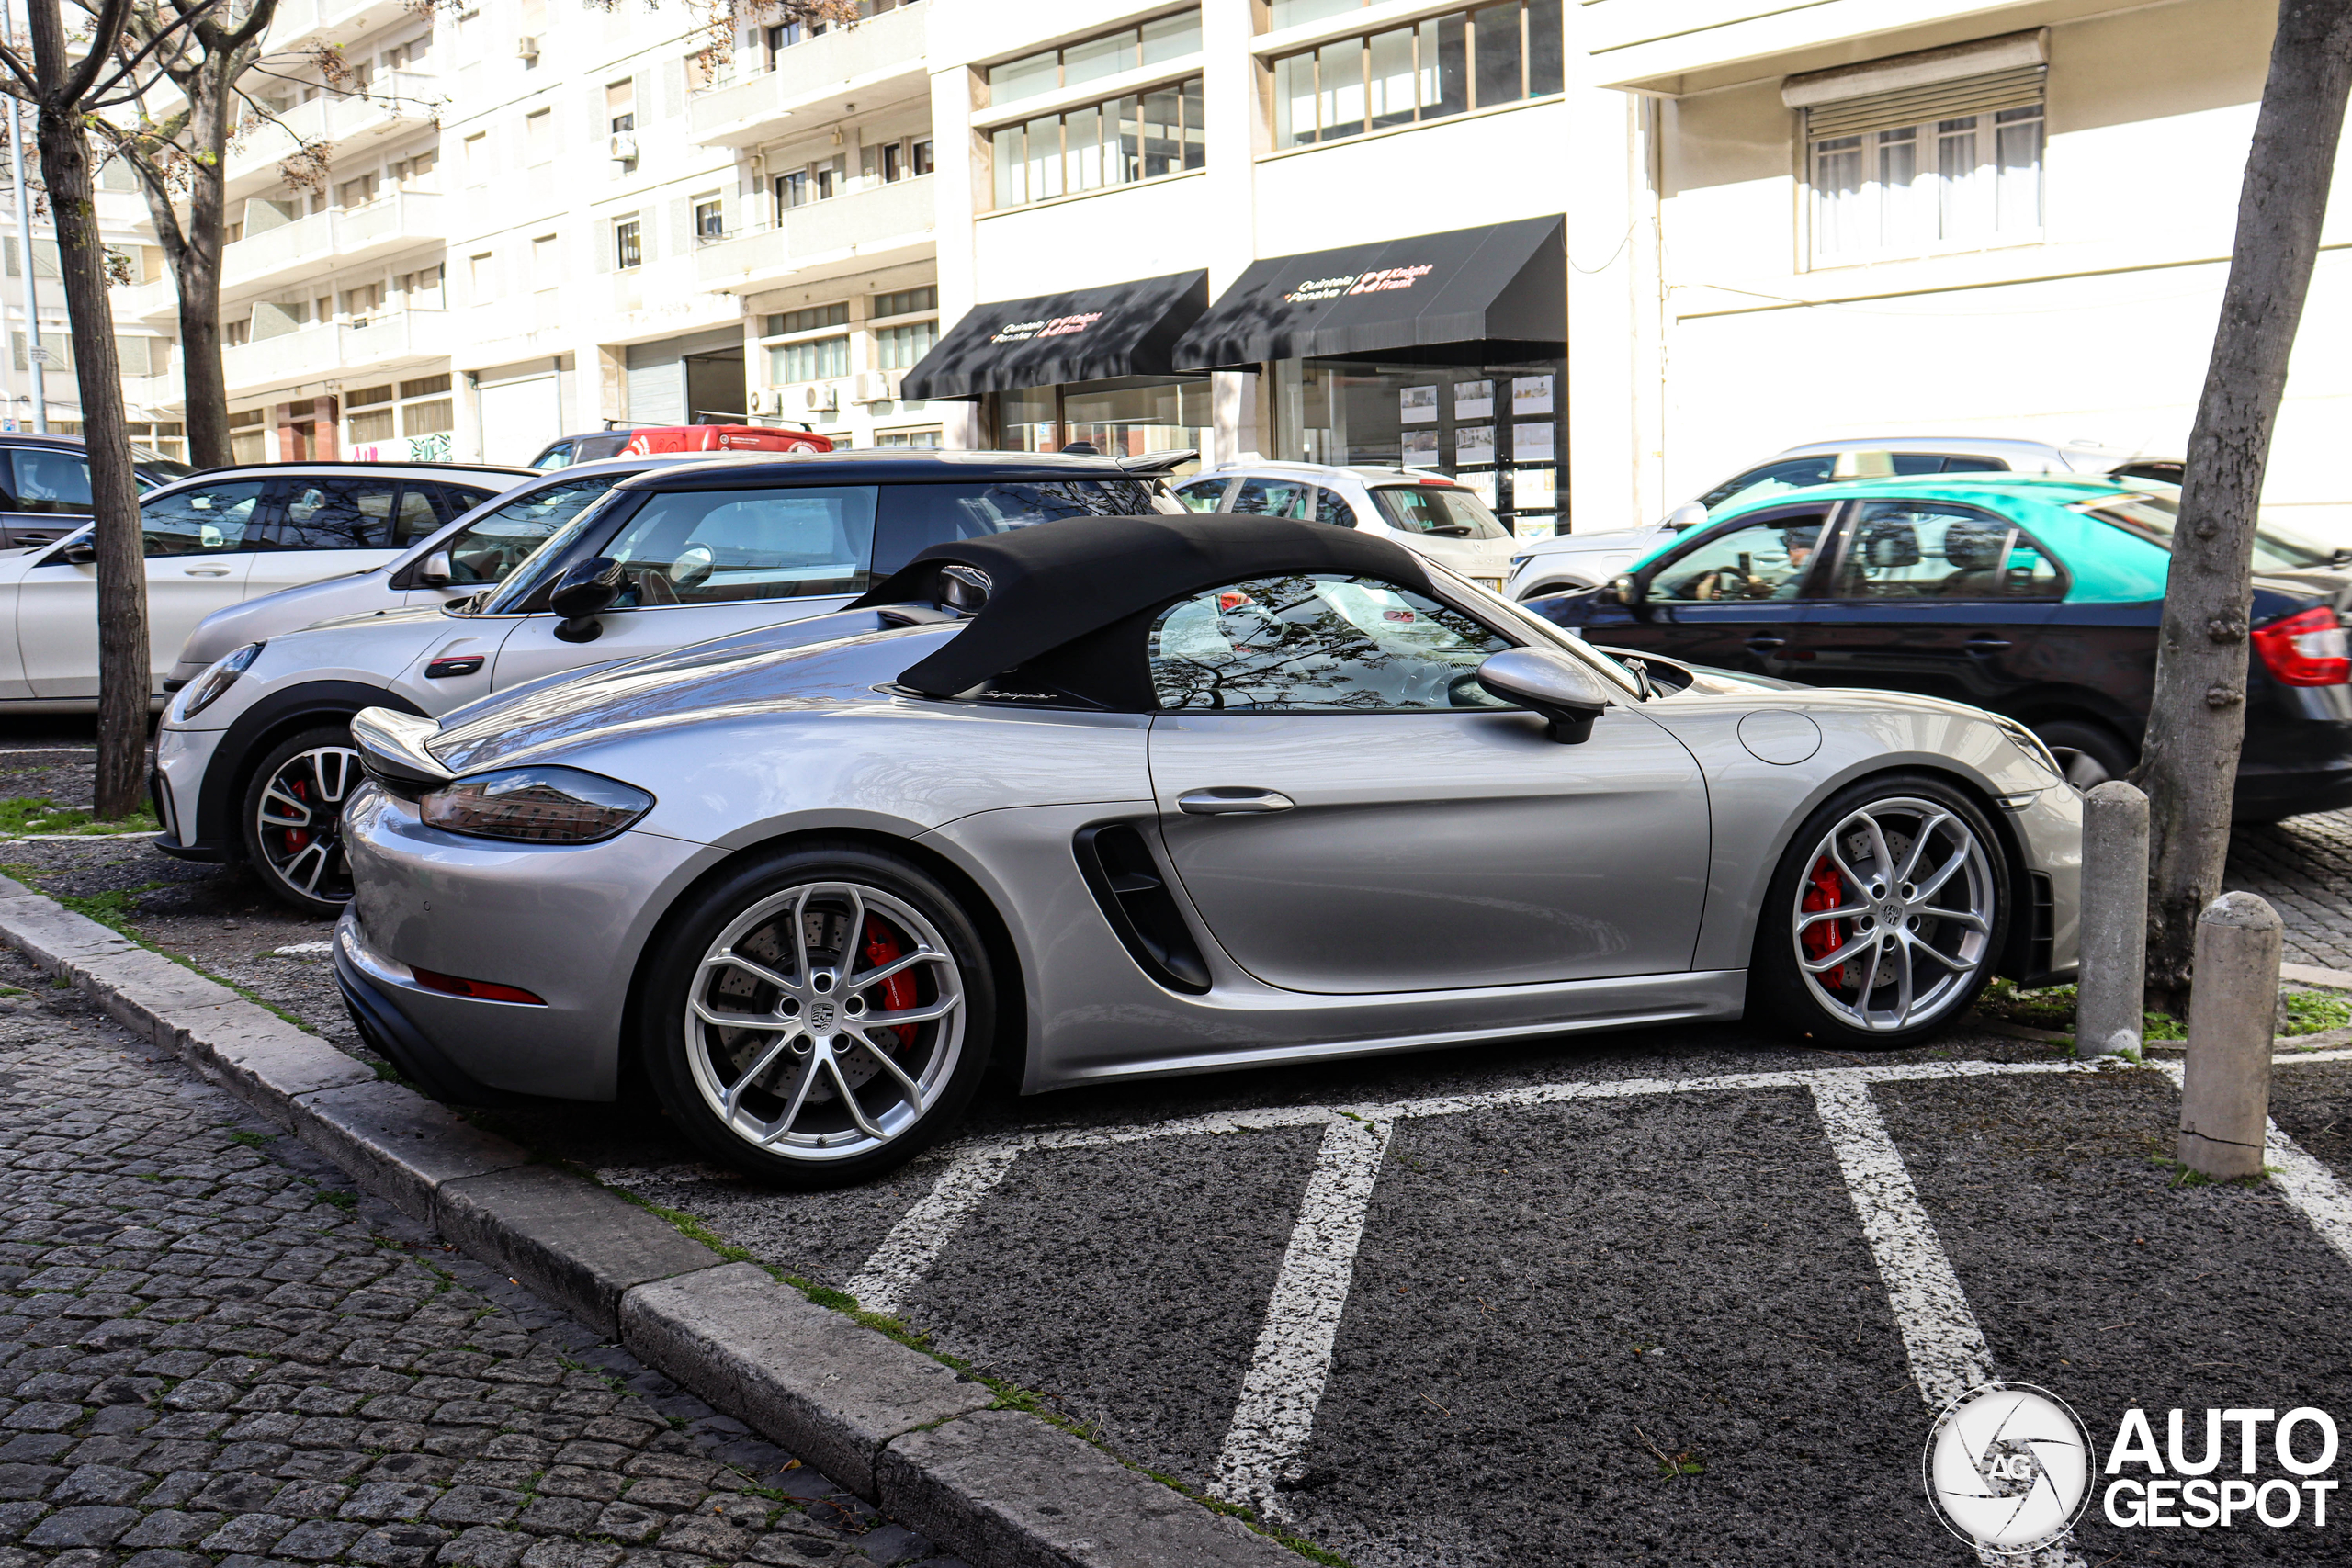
[0,876,1302,1568]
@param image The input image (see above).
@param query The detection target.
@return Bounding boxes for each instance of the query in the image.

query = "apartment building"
[918,0,1577,536]
[1570,0,2352,536]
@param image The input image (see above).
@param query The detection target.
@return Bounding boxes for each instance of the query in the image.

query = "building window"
[614,218,641,270]
[875,427,941,447]
[989,8,1200,106]
[526,108,552,164]
[765,303,849,336]
[342,282,384,320]
[911,138,933,175]
[607,79,637,174]
[349,407,395,443]
[463,132,488,185]
[532,233,560,282]
[1272,0,1562,147]
[229,407,265,463]
[1809,85,2043,262]
[693,196,725,241]
[775,169,808,209]
[400,264,445,309]
[875,321,937,369]
[990,78,1205,209]
[395,150,437,190]
[765,18,828,66]
[469,251,495,299]
[770,335,850,384]
[335,173,378,208]
[873,285,935,319]
[403,399,455,437]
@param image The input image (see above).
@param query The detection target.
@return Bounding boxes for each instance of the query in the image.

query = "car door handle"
[1966,635,2012,653]
[181,566,231,576]
[1177,788,1295,816]
[1745,635,1787,652]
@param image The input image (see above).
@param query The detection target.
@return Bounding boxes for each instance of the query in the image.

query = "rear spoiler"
[1117,448,1198,478]
[352,706,452,788]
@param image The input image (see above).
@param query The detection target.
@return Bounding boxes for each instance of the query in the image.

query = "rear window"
[1696,453,2005,513]
[1370,484,1507,540]
[2073,491,2342,574]
[871,478,1166,575]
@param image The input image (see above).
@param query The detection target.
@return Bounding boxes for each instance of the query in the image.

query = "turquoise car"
[1537,474,2352,821]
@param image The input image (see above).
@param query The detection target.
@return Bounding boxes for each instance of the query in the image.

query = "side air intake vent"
[1073,822,1212,994]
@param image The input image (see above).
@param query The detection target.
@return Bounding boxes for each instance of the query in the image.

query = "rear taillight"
[2252,606,2351,686]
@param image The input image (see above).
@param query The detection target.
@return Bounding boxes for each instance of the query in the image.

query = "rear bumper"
[333,935,526,1106]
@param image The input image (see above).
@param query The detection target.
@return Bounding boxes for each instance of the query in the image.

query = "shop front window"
[992,377,1209,458]
[1274,357,1563,537]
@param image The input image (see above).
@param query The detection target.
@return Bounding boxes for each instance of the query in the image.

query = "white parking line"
[1811,1077,1990,1409]
[845,1144,1023,1319]
[2152,1053,2352,1271]
[273,941,335,957]
[1209,1113,1393,1523]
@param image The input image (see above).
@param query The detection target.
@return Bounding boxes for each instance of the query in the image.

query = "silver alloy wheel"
[1791,797,1996,1032]
[682,880,966,1164]
[254,746,361,904]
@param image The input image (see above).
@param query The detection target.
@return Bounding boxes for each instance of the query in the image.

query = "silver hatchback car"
[334,511,2082,1188]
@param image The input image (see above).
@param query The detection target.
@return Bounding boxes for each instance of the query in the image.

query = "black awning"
[899,270,1210,400]
[1172,217,1564,368]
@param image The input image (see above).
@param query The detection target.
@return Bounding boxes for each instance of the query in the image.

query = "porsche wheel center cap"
[808,1000,837,1032]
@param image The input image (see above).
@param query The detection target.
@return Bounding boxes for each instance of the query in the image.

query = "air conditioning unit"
[609,132,638,162]
[849,370,904,404]
[801,382,838,412]
[515,36,539,62]
[751,387,786,415]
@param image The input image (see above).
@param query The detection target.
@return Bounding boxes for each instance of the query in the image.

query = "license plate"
[1474,576,1504,592]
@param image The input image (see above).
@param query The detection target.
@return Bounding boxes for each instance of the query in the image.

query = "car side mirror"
[548,556,625,643]
[1606,572,1643,607]
[417,548,454,587]
[1667,502,1709,529]
[59,542,95,566]
[1476,647,1613,744]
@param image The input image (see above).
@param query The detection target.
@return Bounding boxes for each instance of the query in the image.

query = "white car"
[168,454,777,689]
[1171,460,1522,592]
[150,449,1181,915]
[0,459,529,709]
[1503,437,2185,600]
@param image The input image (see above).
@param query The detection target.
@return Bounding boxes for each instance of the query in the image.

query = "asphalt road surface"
[7,732,2352,1564]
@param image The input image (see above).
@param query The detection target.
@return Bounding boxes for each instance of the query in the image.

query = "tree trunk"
[28,0,148,818]
[2132,0,2352,1009]
[172,59,233,469]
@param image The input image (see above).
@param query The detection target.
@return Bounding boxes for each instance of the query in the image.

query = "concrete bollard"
[2178,891,2283,1180]
[2077,782,2150,1060]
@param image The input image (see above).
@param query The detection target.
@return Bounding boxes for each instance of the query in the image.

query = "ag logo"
[1924,1382,2097,1555]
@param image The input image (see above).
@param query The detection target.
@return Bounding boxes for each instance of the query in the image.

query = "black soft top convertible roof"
[849,513,1435,698]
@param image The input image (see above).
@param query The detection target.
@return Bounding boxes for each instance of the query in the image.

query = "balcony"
[688,4,927,147]
[1582,0,2008,89]
[222,310,450,399]
[695,175,935,293]
[268,0,416,53]
[222,193,444,295]
[113,275,179,326]
[225,73,443,200]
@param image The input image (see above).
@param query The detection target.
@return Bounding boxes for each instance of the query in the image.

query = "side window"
[1229,477,1313,518]
[1172,479,1231,513]
[436,485,502,518]
[598,485,877,605]
[141,481,269,557]
[270,478,402,549]
[1148,572,1513,713]
[8,449,92,515]
[1648,515,1829,604]
[1940,457,2007,474]
[1315,488,1357,527]
[390,488,440,547]
[868,479,1166,576]
[1694,457,1833,513]
[446,476,619,585]
[1830,502,2060,600]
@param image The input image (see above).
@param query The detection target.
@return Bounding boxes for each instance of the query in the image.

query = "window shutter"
[668,197,691,255]
[1804,65,2044,141]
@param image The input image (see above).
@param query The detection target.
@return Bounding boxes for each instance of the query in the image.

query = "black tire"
[636,842,998,1189]
[1747,773,2010,1051]
[240,722,364,918]
[2030,717,2135,794]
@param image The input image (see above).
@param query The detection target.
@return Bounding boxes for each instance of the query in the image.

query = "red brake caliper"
[284,778,311,853]
[1800,857,1846,967]
[861,919,919,1048]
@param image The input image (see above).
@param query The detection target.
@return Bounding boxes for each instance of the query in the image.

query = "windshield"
[1370,485,1508,540]
[1417,555,1648,700]
[473,486,636,612]
[2073,491,2342,573]
[442,474,627,585]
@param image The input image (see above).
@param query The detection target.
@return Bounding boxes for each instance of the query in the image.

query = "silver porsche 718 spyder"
[331,511,2082,1187]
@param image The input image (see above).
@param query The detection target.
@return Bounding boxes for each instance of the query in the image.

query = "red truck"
[528,423,833,469]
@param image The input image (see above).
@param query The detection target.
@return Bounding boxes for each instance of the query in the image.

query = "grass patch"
[226,1128,275,1149]
[2282,989,2352,1035]
[0,797,158,836]
[1975,979,2186,1041]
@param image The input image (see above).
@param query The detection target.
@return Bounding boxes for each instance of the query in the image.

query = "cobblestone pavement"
[0,942,964,1568]
[2225,812,2352,970]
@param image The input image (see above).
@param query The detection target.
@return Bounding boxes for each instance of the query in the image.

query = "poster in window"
[1511,374,1555,415]
[1398,385,1438,424]
[1453,424,1495,466]
[1512,421,1555,463]
[1453,379,1494,420]
[1513,467,1556,509]
[1402,429,1440,468]
[1513,515,1557,541]
[1455,470,1498,508]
